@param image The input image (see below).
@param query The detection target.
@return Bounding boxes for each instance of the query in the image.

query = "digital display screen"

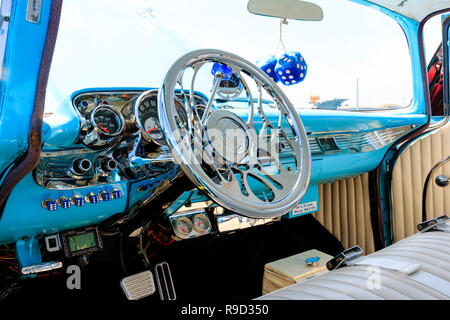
[68,232,97,253]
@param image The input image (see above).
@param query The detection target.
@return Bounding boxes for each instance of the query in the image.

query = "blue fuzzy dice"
[256,55,279,83]
[275,51,307,86]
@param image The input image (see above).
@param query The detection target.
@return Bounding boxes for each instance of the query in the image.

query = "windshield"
[45,0,413,112]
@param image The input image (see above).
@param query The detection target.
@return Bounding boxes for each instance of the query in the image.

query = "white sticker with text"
[292,201,318,216]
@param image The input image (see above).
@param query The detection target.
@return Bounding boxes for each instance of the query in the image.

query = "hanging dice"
[256,55,279,83]
[275,51,307,86]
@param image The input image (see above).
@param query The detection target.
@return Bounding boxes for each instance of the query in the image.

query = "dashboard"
[0,87,427,245]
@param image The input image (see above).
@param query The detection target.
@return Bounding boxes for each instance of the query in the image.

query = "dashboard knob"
[100,158,117,173]
[42,199,57,211]
[57,197,71,209]
[99,191,112,201]
[112,189,123,199]
[86,193,99,204]
[71,158,92,175]
[71,195,85,207]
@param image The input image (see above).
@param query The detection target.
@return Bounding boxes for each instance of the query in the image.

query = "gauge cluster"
[35,89,206,190]
[134,90,166,145]
[169,210,212,240]
[73,91,139,149]
[72,89,207,149]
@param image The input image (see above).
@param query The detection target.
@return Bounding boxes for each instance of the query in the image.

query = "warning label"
[292,201,318,216]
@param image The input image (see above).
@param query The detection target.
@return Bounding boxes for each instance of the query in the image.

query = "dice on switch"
[71,195,85,207]
[99,191,112,201]
[42,199,57,211]
[57,197,71,209]
[86,193,99,204]
[112,189,122,199]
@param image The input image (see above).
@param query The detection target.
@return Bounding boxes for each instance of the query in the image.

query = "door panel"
[391,122,450,241]
[314,173,375,254]
[425,158,450,220]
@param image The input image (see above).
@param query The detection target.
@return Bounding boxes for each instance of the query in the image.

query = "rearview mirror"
[247,0,323,21]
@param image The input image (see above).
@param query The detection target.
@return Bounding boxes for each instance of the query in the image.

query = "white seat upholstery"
[257,231,450,300]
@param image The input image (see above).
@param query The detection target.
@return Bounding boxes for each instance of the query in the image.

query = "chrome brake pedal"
[120,270,156,300]
[155,262,176,300]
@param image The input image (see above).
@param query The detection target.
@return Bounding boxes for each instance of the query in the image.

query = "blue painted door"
[0,0,58,183]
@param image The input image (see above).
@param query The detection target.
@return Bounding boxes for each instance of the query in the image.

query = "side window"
[424,14,445,117]
[0,0,11,80]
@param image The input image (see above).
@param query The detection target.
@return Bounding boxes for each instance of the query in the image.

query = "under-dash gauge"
[91,105,124,137]
[134,90,166,145]
[192,214,211,234]
[175,217,193,236]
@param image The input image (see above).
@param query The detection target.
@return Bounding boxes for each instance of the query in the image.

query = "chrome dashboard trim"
[306,125,414,155]
[213,207,280,233]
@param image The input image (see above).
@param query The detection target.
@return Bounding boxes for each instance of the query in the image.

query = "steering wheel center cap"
[205,110,250,164]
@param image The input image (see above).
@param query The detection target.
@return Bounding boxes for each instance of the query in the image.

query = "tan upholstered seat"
[257,231,450,300]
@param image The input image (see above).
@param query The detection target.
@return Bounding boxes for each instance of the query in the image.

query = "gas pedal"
[155,262,176,300]
[120,270,156,300]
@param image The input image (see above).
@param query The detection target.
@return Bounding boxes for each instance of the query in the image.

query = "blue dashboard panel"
[283,184,320,219]
[0,174,127,244]
[42,95,81,150]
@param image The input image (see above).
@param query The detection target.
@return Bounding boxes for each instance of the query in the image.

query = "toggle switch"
[57,196,71,209]
[99,191,112,201]
[71,195,85,207]
[112,189,123,199]
[42,199,57,211]
[86,193,99,204]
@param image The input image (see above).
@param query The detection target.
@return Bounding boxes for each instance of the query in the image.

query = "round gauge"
[91,106,124,137]
[192,214,211,234]
[216,73,243,100]
[144,116,163,140]
[134,90,166,145]
[175,217,193,236]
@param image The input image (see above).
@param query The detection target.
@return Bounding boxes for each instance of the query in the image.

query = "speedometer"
[91,106,124,137]
[134,90,167,145]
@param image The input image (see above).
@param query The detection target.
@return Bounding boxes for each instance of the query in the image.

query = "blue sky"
[46,0,443,111]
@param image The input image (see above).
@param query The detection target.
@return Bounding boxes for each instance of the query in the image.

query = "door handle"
[435,175,449,187]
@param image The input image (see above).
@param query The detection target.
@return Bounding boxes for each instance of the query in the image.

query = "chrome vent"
[308,125,412,155]
[308,137,322,154]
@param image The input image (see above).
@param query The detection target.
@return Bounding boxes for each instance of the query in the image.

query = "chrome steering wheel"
[158,49,311,219]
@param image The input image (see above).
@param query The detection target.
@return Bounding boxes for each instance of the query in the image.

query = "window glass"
[46,0,413,112]
[424,14,445,116]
